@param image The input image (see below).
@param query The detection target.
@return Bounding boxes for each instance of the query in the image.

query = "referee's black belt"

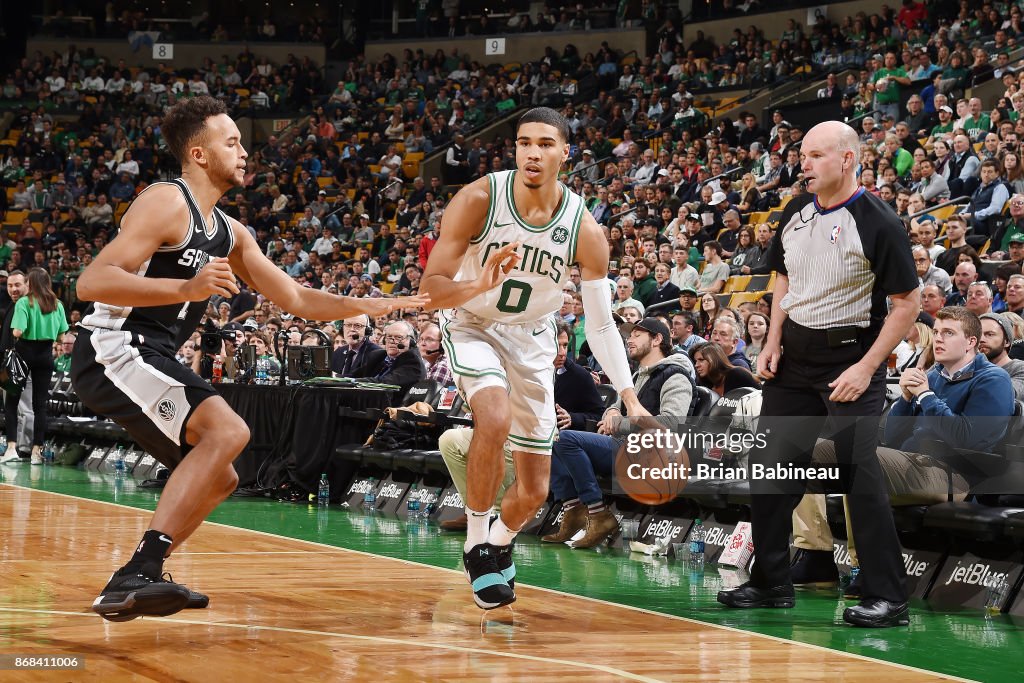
[783,319,870,349]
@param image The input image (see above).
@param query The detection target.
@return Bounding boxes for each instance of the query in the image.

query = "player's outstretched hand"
[181,257,239,301]
[476,241,521,293]
[356,293,433,317]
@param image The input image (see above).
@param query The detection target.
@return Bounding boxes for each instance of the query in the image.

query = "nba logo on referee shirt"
[157,399,177,422]
[830,225,842,244]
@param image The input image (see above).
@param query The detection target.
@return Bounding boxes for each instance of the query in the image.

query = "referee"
[717,121,919,627]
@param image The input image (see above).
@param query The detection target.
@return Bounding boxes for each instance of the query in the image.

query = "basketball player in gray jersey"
[73,96,429,621]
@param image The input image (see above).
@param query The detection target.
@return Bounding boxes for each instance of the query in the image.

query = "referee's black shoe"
[463,543,515,610]
[91,569,191,621]
[843,598,910,627]
[717,581,795,608]
[790,549,839,586]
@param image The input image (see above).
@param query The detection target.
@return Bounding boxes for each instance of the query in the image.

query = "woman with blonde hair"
[893,321,934,375]
[736,173,761,216]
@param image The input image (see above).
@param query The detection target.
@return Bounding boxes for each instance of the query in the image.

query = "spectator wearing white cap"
[579,149,600,182]
[352,214,375,243]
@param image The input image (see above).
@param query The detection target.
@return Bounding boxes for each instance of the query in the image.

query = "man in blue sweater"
[811,306,1014,504]
[791,306,1015,591]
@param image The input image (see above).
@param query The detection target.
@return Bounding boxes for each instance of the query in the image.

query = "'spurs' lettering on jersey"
[457,170,585,323]
[80,178,236,352]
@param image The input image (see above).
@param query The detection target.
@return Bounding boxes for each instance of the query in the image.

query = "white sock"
[464,507,491,552]
[487,516,520,547]
[5,442,15,454]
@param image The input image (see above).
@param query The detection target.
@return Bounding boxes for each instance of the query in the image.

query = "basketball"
[614,428,690,505]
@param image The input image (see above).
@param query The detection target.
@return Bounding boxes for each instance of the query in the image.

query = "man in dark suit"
[553,321,607,431]
[331,313,382,377]
[355,320,426,395]
[648,262,682,308]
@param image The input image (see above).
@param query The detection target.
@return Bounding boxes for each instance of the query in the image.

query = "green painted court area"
[5,465,1024,683]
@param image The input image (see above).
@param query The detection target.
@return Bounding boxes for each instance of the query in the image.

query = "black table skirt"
[216,384,392,492]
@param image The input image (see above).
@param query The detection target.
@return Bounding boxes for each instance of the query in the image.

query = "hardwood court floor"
[0,469,1008,681]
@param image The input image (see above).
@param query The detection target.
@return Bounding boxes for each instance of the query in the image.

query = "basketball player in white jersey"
[422,107,648,609]
[73,96,429,621]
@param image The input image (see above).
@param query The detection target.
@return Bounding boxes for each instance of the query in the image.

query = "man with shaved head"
[718,121,919,628]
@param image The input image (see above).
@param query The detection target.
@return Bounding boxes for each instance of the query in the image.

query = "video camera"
[199,320,237,355]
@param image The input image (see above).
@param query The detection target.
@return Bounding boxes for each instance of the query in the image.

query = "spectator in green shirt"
[885,134,914,177]
[872,51,911,121]
[963,97,992,143]
[7,268,68,464]
[55,331,75,373]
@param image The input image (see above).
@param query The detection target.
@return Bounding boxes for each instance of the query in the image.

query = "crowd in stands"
[4,2,1024,514]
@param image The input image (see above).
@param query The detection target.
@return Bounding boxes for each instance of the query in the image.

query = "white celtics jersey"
[456,170,585,324]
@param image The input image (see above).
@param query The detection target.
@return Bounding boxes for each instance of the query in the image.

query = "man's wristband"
[915,390,935,404]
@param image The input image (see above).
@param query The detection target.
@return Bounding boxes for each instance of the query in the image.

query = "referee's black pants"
[748,319,908,603]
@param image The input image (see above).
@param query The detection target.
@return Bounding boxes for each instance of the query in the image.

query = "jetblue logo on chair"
[551,226,569,244]
[157,399,176,422]
[829,225,842,244]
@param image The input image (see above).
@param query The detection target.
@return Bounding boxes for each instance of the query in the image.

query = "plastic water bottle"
[986,575,1010,614]
[113,446,126,476]
[362,477,378,511]
[689,518,706,566]
[43,440,55,465]
[423,487,443,517]
[212,356,223,384]
[317,473,330,506]
[406,489,422,518]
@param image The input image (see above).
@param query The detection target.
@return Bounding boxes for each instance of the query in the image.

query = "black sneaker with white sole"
[173,574,209,609]
[91,569,191,622]
[463,543,515,610]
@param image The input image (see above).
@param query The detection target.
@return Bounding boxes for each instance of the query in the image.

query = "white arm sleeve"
[581,278,635,393]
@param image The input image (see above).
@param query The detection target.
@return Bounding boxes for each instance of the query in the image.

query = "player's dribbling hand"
[476,241,521,292]
[757,342,782,380]
[182,257,239,300]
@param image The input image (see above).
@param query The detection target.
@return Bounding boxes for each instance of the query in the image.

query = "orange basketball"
[614,428,689,505]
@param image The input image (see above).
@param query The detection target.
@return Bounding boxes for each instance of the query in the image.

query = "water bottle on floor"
[689,518,705,567]
[985,575,1010,614]
[317,473,330,506]
[113,446,126,476]
[423,487,443,518]
[363,477,378,511]
[406,489,422,519]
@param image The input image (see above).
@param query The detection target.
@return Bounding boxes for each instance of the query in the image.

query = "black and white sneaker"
[463,544,515,610]
[172,574,210,609]
[91,569,191,622]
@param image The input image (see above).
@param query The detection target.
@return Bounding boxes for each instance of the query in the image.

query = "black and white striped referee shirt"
[766,188,918,330]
